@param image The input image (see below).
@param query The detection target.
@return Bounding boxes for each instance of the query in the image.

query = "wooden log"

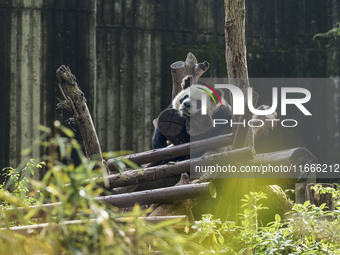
[253,147,317,181]
[4,183,214,219]
[56,65,103,161]
[105,147,254,189]
[108,107,276,171]
[8,216,188,236]
[103,146,310,191]
[306,183,334,210]
[170,52,209,99]
[157,108,190,145]
[96,182,215,208]
[107,133,233,169]
[157,106,232,147]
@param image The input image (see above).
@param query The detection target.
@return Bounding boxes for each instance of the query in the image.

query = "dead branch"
[56,65,103,161]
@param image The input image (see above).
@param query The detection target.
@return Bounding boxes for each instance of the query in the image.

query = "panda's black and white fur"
[152,76,231,149]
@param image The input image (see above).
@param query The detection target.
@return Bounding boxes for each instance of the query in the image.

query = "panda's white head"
[172,76,227,117]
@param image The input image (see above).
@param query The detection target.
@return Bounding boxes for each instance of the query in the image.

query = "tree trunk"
[170,52,209,99]
[224,0,251,149]
[218,1,254,228]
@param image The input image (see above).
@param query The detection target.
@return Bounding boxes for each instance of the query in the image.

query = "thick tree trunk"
[224,0,249,82]
[219,0,254,227]
[224,0,251,149]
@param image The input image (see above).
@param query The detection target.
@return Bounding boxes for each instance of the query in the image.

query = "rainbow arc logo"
[197,82,223,106]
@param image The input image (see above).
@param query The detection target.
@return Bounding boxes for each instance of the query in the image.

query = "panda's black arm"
[152,127,168,149]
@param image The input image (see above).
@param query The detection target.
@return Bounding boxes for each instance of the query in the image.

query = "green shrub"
[0,124,202,254]
[192,191,340,254]
[1,123,340,254]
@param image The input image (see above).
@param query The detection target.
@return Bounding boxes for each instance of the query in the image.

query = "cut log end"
[170,61,185,69]
[208,182,217,198]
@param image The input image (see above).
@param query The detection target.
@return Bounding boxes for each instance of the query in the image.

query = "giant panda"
[152,76,232,149]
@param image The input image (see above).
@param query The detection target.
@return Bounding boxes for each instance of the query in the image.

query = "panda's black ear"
[181,75,193,90]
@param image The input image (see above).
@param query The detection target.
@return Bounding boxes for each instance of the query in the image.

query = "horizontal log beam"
[108,112,276,172]
[253,147,317,182]
[104,147,254,189]
[96,182,216,207]
[4,183,215,219]
[107,133,233,171]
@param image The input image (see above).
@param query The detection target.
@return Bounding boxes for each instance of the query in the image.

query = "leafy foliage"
[192,192,340,254]
[0,159,44,208]
[310,184,340,207]
[0,123,201,254]
[1,123,340,254]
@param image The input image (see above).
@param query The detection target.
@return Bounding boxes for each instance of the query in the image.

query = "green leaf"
[275,214,281,223]
[57,137,67,159]
[60,125,75,138]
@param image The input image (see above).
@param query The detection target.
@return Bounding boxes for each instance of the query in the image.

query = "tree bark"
[224,0,249,81]
[224,0,252,149]
[306,183,334,210]
[107,133,233,170]
[56,65,103,162]
[170,52,209,99]
[97,182,216,208]
[253,147,317,182]
[5,183,214,219]
[104,147,254,189]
